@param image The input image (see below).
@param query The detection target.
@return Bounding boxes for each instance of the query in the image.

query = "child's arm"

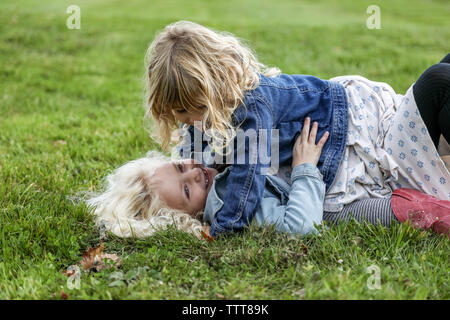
[254,163,325,235]
[255,118,329,234]
[234,117,329,236]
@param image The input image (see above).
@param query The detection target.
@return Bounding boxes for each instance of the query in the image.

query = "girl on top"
[144,21,450,238]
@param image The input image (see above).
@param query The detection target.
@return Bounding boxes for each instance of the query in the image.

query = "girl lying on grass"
[144,21,450,239]
[86,118,450,241]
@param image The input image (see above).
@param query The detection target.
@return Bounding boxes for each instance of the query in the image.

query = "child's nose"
[185,167,202,183]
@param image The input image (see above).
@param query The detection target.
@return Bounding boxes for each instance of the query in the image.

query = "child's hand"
[292,117,329,168]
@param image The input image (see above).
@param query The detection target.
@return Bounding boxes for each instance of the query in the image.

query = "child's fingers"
[317,131,330,148]
[309,122,319,143]
[301,117,310,142]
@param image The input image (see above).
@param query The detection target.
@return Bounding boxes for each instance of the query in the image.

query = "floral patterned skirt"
[324,75,450,212]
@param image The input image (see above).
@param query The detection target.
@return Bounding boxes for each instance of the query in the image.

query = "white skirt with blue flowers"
[324,75,450,212]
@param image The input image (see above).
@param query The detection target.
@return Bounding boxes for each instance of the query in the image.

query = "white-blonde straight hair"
[144,20,281,153]
[85,151,203,239]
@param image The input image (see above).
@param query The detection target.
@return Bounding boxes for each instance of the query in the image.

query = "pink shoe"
[391,188,450,238]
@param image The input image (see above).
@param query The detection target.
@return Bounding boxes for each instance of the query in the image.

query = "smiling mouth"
[200,167,210,190]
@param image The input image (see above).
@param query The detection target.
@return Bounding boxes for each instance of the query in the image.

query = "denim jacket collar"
[203,167,229,224]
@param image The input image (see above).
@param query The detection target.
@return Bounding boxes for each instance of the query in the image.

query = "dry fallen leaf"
[62,268,75,277]
[60,291,69,300]
[80,242,105,271]
[201,230,214,242]
[80,242,122,272]
[63,242,122,275]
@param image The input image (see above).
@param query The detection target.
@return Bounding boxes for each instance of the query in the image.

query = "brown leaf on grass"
[60,291,69,300]
[62,268,75,277]
[201,230,214,242]
[79,242,121,272]
[80,242,105,270]
[63,242,122,276]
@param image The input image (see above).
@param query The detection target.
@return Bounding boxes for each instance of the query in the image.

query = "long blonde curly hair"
[144,20,280,153]
[85,151,203,239]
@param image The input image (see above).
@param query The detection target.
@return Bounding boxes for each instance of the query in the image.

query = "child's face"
[150,159,218,216]
[173,107,205,127]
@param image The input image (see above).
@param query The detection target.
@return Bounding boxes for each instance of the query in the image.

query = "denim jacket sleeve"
[255,163,325,235]
[208,95,274,237]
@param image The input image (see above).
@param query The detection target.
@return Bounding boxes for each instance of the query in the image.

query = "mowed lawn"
[0,0,449,299]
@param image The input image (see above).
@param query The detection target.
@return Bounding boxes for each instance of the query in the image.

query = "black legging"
[413,53,450,147]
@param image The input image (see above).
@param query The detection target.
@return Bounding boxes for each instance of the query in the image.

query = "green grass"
[1,0,449,299]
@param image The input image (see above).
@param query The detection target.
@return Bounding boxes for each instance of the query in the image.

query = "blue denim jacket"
[179,73,348,237]
[203,163,325,235]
